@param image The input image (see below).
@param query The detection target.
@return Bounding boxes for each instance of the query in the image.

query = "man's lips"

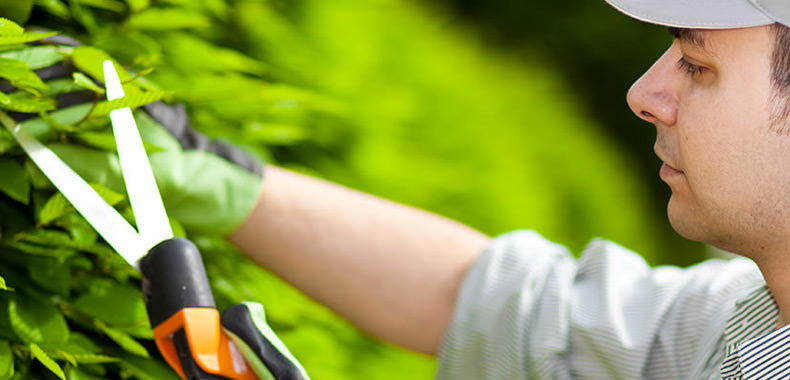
[659,162,684,179]
[654,146,683,179]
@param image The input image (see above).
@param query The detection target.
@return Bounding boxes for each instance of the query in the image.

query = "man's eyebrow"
[668,27,708,50]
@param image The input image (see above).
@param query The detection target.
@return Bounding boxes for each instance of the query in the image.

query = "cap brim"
[605,0,775,29]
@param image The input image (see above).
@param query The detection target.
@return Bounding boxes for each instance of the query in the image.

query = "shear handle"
[140,238,257,380]
[140,238,216,327]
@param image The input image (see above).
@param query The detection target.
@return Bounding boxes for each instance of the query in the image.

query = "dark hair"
[770,23,790,127]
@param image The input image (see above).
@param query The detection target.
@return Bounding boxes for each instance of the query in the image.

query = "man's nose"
[626,46,680,127]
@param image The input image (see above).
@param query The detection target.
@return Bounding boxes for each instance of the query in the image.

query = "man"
[227,0,790,378]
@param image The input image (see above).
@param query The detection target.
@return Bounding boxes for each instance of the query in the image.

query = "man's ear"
[768,96,790,135]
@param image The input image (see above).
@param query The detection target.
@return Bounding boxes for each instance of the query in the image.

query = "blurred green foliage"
[421,0,708,264]
[0,0,707,379]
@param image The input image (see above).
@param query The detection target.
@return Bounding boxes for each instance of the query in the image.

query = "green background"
[0,0,709,379]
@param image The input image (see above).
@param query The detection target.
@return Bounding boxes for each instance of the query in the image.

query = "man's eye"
[677,57,704,77]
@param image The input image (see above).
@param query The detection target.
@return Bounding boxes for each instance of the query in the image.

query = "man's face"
[627,25,790,257]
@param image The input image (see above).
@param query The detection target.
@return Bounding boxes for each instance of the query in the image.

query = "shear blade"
[1,61,176,268]
[2,122,148,264]
[103,61,173,250]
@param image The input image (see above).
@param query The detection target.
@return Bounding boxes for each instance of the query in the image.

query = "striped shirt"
[436,230,779,379]
[720,288,789,379]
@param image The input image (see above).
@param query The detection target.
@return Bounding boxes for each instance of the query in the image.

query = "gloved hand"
[0,34,263,236]
[45,102,263,236]
[221,302,310,380]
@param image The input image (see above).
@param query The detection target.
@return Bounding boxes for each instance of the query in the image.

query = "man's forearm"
[229,166,489,355]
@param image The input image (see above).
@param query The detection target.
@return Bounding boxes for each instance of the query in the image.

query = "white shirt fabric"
[436,230,776,379]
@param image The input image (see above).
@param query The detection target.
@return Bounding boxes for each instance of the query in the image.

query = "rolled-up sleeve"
[436,230,764,379]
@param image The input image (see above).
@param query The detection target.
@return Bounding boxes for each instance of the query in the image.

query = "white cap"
[604,0,790,29]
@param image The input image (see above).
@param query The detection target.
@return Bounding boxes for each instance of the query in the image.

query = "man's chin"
[667,217,700,241]
[667,201,738,252]
[666,199,702,242]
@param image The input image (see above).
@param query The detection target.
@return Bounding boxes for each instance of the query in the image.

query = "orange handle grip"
[153,308,258,380]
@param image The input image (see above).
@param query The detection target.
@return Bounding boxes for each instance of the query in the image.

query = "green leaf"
[96,323,148,358]
[92,88,170,116]
[89,183,125,206]
[125,0,149,12]
[40,78,87,98]
[69,0,98,33]
[8,297,69,346]
[0,295,15,341]
[37,192,72,226]
[126,8,210,30]
[0,158,29,203]
[17,229,73,247]
[70,132,117,152]
[0,93,56,113]
[0,278,6,291]
[0,32,56,46]
[29,343,65,380]
[40,144,126,195]
[26,256,70,296]
[38,183,124,225]
[75,0,126,13]
[0,57,47,93]
[160,33,266,75]
[71,281,147,326]
[0,2,34,25]
[0,340,12,380]
[244,122,306,145]
[169,216,185,238]
[118,354,180,380]
[59,332,100,355]
[70,47,131,85]
[2,240,75,258]
[33,0,70,20]
[90,29,161,68]
[16,103,94,141]
[72,72,104,94]
[0,18,23,34]
[59,213,97,247]
[56,352,117,364]
[0,46,68,70]
[71,131,164,154]
[17,228,110,258]
[65,366,110,380]
[46,333,118,365]
[66,255,93,272]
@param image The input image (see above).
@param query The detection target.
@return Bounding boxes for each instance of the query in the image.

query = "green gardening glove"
[1,34,263,236]
[221,302,311,380]
[46,103,263,236]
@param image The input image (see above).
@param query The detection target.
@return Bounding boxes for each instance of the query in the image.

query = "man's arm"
[229,166,490,355]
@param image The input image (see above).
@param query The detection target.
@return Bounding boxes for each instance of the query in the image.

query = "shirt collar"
[720,285,787,379]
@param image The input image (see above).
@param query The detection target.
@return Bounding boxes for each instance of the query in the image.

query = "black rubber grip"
[172,330,232,380]
[221,304,306,380]
[139,238,216,327]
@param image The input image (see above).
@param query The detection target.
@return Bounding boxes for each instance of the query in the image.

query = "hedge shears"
[3,61,259,380]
